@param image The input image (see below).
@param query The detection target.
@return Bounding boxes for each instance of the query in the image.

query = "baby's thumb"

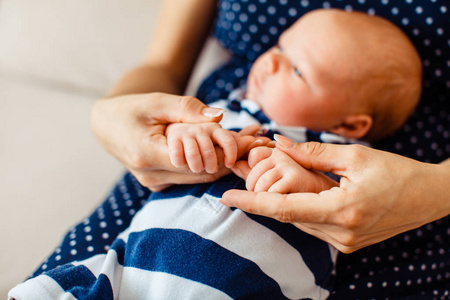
[274,134,348,175]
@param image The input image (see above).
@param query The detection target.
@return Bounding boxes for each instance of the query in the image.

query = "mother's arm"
[91,0,224,191]
[222,136,450,253]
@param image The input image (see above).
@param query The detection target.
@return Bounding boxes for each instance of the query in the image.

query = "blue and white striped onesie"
[10,92,361,300]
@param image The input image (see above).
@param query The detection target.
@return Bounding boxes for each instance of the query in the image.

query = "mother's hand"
[91,93,263,191]
[221,135,450,253]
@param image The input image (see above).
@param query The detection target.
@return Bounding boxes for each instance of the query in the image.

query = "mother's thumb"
[178,96,225,123]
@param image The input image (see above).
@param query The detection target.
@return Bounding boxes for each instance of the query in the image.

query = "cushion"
[0,0,163,95]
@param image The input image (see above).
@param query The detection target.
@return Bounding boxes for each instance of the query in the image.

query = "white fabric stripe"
[212,98,360,147]
[267,123,309,142]
[212,100,262,130]
[239,99,261,113]
[118,267,233,300]
[320,132,370,146]
[117,194,329,300]
[72,251,123,298]
[211,100,313,144]
[328,244,339,266]
[8,274,77,300]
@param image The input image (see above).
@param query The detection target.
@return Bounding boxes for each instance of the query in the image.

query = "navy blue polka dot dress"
[33,1,449,298]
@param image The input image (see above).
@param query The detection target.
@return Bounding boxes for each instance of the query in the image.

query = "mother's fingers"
[274,135,372,176]
[296,221,412,253]
[219,189,384,253]
[161,95,225,123]
[220,189,334,224]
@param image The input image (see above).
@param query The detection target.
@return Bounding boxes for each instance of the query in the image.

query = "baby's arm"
[166,122,238,174]
[244,147,338,193]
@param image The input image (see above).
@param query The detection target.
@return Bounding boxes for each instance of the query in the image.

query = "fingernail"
[274,134,294,148]
[202,107,226,118]
[249,139,263,147]
[220,198,233,207]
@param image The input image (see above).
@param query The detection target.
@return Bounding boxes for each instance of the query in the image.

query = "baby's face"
[246,12,355,131]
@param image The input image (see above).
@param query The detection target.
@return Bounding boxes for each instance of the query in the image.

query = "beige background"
[0,0,229,297]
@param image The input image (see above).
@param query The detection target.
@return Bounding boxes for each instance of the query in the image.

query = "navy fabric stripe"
[152,174,334,290]
[244,213,335,291]
[72,274,114,300]
[124,228,290,300]
[31,172,150,279]
[111,238,126,266]
[227,99,271,124]
[46,264,114,300]
[149,174,245,200]
[306,130,322,143]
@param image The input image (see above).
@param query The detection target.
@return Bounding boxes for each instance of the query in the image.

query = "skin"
[243,144,338,194]
[166,122,271,174]
[165,10,368,174]
[245,14,353,132]
[246,9,421,142]
[92,1,449,253]
[91,0,227,191]
[166,122,239,174]
[166,9,413,177]
[219,10,447,254]
[222,136,450,253]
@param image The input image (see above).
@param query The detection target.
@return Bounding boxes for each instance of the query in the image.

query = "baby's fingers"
[183,138,204,173]
[246,157,275,192]
[247,146,274,168]
[267,178,293,194]
[253,169,283,193]
[212,128,238,168]
[196,135,219,174]
[168,138,187,168]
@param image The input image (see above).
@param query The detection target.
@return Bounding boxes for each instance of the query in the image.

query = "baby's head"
[246,9,422,142]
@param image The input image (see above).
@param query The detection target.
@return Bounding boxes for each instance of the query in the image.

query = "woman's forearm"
[90,0,224,190]
[435,157,450,217]
[107,64,183,97]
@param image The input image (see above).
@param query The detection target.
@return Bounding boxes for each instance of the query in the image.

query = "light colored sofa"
[0,0,229,297]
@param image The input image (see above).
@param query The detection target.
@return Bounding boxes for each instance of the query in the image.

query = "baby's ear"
[329,114,373,139]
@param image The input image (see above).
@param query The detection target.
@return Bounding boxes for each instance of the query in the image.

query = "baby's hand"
[244,147,336,193]
[166,122,238,174]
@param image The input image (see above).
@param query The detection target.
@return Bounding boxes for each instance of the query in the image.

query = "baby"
[9,9,421,300]
[167,8,422,184]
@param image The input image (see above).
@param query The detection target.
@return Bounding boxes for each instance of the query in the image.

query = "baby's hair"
[328,9,422,142]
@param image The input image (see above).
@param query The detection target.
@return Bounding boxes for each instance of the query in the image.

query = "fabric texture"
[10,95,351,300]
[200,2,450,297]
[25,1,450,299]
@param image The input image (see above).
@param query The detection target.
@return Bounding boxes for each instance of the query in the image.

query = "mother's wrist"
[427,160,450,219]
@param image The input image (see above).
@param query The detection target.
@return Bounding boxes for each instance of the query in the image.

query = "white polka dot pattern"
[30,1,449,299]
[205,1,450,298]
[30,173,150,279]
[208,0,450,164]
